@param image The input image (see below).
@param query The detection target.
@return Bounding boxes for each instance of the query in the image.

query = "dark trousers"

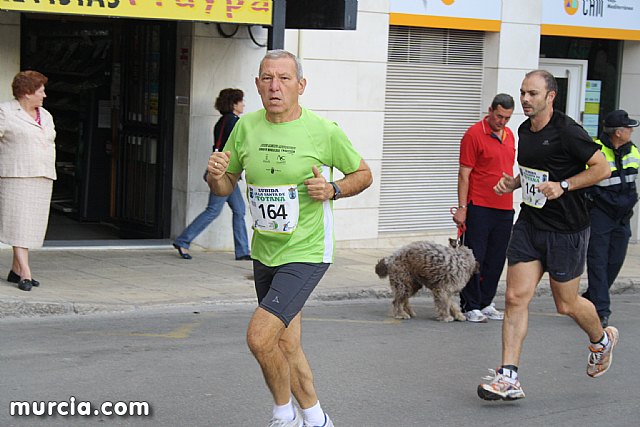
[585,207,632,318]
[460,204,514,312]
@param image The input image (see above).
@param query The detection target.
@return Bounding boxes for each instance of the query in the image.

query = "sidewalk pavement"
[1,242,639,318]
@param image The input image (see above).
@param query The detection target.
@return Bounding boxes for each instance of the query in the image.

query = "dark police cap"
[604,110,639,128]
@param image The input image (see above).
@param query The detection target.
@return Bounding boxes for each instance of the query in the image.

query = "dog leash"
[449,206,467,245]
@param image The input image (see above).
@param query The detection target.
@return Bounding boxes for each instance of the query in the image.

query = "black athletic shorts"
[506,219,590,282]
[253,261,330,327]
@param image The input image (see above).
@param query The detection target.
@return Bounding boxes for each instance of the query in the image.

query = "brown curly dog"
[375,239,479,321]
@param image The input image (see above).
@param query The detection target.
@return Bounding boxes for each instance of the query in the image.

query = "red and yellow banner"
[0,0,272,25]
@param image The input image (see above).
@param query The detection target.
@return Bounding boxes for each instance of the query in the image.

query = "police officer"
[584,109,640,328]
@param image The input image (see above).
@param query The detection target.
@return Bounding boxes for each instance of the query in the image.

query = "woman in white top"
[0,71,56,291]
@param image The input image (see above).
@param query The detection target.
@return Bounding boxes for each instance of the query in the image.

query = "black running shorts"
[253,261,330,327]
[506,219,590,282]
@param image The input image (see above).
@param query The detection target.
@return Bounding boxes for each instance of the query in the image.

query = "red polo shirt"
[459,116,515,210]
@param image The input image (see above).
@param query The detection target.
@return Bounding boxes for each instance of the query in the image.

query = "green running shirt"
[224,107,363,266]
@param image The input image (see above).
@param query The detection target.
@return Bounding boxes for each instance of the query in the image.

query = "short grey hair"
[259,49,304,80]
[491,93,515,111]
[603,126,625,135]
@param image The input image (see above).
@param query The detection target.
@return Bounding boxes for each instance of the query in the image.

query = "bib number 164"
[257,204,288,220]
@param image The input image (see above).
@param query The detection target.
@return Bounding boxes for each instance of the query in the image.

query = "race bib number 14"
[248,184,299,233]
[520,166,549,209]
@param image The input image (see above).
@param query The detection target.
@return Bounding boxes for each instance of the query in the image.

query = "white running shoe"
[587,326,619,378]
[268,405,303,427]
[477,368,525,401]
[464,309,488,323]
[481,303,504,321]
[304,413,334,427]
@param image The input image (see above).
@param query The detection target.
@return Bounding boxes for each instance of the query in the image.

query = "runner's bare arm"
[494,173,520,195]
[537,151,610,199]
[333,159,373,199]
[305,160,373,202]
[207,151,240,196]
[560,150,610,191]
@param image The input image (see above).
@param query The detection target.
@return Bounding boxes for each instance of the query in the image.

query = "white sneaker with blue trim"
[304,413,334,427]
[268,405,303,427]
[481,303,504,320]
[464,309,488,323]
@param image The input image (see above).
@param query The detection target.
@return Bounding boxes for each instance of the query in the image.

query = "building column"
[0,12,21,101]
[171,22,267,251]
[493,0,542,129]
[482,0,543,214]
[289,1,387,246]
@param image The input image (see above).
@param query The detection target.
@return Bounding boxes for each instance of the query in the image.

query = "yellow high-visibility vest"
[593,139,639,188]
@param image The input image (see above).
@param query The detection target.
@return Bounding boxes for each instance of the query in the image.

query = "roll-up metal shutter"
[379,26,485,233]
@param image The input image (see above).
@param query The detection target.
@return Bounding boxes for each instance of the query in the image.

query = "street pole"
[267,0,286,50]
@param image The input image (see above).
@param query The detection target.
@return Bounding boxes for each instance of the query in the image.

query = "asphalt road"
[1,294,638,426]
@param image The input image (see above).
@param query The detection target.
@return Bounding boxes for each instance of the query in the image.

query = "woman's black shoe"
[235,255,252,261]
[8,270,39,287]
[7,270,19,283]
[18,279,33,292]
[172,243,192,260]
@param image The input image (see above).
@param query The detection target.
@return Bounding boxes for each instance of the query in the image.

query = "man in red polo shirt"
[453,93,516,323]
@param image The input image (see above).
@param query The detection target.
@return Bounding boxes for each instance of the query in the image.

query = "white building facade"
[0,0,638,248]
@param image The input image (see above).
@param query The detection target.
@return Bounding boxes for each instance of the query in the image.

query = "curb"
[0,289,395,319]
[0,300,139,319]
[1,279,639,320]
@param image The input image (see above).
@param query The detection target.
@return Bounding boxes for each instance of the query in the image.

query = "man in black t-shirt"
[477,70,618,402]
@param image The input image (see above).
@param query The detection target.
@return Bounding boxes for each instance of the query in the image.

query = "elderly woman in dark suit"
[0,71,56,291]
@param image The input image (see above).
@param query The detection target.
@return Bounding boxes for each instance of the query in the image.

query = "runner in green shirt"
[225,106,363,267]
[207,50,372,427]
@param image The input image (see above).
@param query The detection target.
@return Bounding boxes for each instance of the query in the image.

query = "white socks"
[499,368,518,382]
[272,399,295,421]
[273,398,325,426]
[302,401,325,426]
[591,330,610,351]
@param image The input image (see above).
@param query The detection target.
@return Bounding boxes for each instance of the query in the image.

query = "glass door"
[538,58,588,123]
[115,21,175,238]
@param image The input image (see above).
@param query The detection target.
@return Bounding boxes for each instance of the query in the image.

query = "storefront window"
[540,36,621,137]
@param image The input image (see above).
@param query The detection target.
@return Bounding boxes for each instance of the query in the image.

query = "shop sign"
[389,0,501,32]
[0,0,272,25]
[542,0,640,40]
[583,80,602,138]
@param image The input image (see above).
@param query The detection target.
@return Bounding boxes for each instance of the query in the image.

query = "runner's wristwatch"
[560,180,570,192]
[330,182,342,200]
